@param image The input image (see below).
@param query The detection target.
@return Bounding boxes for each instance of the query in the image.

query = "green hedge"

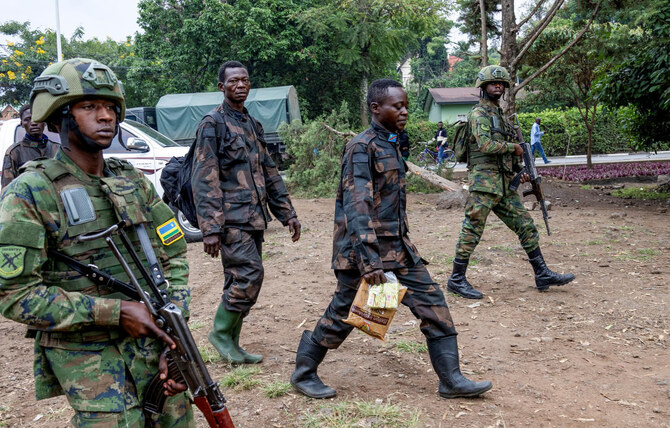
[516,107,632,156]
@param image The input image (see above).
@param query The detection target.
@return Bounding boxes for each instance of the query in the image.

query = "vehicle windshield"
[123,119,181,147]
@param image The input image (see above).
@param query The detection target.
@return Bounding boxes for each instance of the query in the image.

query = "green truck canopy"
[155,86,301,143]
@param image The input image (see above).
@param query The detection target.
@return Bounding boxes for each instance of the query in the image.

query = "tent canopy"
[156,86,301,142]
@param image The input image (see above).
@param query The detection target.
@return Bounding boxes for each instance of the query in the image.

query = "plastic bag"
[343,273,407,342]
[367,272,400,309]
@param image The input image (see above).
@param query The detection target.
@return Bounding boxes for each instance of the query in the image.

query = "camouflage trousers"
[455,190,539,260]
[42,335,194,427]
[312,263,457,349]
[220,227,264,316]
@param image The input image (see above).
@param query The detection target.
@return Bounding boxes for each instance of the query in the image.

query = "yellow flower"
[0,73,5,78]
[20,73,26,79]
[7,41,14,47]
[30,46,34,50]
[121,54,125,59]
[1,59,6,64]
[14,61,22,67]
[129,52,134,56]
[36,48,46,54]
[125,42,131,47]
[14,50,24,56]
[25,66,32,73]
[35,36,45,45]
[7,71,16,80]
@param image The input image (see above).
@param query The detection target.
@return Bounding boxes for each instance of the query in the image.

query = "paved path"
[450,150,670,173]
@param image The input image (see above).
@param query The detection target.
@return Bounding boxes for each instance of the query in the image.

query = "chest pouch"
[60,187,96,225]
[99,176,148,226]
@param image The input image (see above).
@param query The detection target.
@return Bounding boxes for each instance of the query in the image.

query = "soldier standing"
[192,60,301,364]
[447,66,575,299]
[0,58,194,427]
[2,104,60,188]
[290,79,492,400]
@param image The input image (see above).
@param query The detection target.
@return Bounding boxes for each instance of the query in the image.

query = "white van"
[0,118,202,242]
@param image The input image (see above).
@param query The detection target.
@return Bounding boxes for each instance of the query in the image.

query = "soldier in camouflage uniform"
[290,79,492,400]
[192,60,301,364]
[2,104,60,188]
[0,58,194,427]
[447,65,575,299]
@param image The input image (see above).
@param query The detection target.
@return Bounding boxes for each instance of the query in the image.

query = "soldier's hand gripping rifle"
[508,115,551,236]
[78,223,235,428]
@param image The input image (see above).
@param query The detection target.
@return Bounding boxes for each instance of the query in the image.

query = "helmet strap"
[66,108,120,153]
[59,106,71,151]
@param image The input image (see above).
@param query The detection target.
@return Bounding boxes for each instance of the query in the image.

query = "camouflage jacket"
[0,149,190,399]
[2,136,60,188]
[332,121,422,274]
[191,101,297,236]
[467,99,522,196]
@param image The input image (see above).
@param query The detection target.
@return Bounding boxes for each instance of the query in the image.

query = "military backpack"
[452,120,470,163]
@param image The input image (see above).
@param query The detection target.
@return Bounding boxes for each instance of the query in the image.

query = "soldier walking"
[0,59,194,426]
[447,66,575,299]
[290,79,492,400]
[2,104,59,188]
[192,60,301,364]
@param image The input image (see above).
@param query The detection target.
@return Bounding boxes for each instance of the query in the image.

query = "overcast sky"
[2,0,142,42]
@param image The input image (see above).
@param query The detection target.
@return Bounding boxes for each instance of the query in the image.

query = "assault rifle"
[77,223,235,428]
[508,115,551,236]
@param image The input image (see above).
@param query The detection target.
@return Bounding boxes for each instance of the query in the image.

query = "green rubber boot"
[233,317,263,364]
[209,304,245,364]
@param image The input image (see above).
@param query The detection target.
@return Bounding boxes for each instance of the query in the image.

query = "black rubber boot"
[290,331,336,399]
[527,248,575,291]
[427,336,493,398]
[447,258,483,299]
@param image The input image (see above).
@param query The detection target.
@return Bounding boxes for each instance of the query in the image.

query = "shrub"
[540,162,670,182]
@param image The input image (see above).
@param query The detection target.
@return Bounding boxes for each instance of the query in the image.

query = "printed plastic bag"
[367,272,400,309]
[343,274,407,341]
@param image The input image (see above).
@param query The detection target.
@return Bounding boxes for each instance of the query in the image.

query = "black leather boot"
[427,336,492,398]
[447,258,483,299]
[290,331,336,399]
[527,248,575,291]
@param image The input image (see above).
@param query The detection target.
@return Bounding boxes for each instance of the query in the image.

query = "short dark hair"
[19,104,31,119]
[367,79,403,110]
[218,61,247,83]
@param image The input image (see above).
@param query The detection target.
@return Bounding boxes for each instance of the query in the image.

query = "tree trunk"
[500,0,519,117]
[360,76,369,127]
[586,122,593,168]
[479,0,489,66]
[405,161,461,192]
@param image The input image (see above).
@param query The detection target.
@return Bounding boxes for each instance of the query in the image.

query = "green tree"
[594,0,670,150]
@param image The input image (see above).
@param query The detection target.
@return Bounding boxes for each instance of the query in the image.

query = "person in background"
[2,104,59,188]
[435,121,448,164]
[530,117,550,164]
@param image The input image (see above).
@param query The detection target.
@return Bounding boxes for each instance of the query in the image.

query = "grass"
[188,320,207,331]
[580,184,592,190]
[612,248,661,262]
[221,366,263,390]
[301,400,421,428]
[261,380,293,398]
[391,340,428,353]
[584,240,604,245]
[488,244,516,255]
[198,344,223,364]
[611,187,670,200]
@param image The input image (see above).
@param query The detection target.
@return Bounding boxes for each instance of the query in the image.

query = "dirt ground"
[0,178,668,427]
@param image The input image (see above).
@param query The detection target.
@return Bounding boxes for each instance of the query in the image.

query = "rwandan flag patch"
[388,133,398,142]
[156,219,184,246]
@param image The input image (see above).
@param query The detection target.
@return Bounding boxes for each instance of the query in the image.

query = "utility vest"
[24,157,182,342]
[467,103,518,176]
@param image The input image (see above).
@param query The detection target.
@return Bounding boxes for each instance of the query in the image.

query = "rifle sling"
[48,250,141,301]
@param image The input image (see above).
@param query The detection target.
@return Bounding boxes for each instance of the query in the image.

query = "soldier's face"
[20,109,45,138]
[485,82,505,100]
[70,99,117,149]
[220,67,250,104]
[371,87,408,133]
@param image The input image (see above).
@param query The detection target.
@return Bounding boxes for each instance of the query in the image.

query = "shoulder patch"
[156,219,184,246]
[0,245,26,279]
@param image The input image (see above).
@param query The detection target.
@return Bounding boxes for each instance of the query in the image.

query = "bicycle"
[416,141,457,169]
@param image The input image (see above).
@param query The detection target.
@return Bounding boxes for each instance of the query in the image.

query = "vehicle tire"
[443,150,457,169]
[170,204,203,243]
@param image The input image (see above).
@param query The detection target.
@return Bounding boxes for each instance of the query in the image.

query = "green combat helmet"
[475,65,511,89]
[30,58,125,122]
[29,58,125,150]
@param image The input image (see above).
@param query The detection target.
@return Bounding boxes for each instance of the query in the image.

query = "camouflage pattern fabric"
[331,121,422,273]
[0,149,193,426]
[312,265,457,349]
[219,228,264,315]
[454,99,539,260]
[1,137,59,188]
[191,101,297,237]
[455,190,539,259]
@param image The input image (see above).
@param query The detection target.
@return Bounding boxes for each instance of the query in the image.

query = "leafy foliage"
[301,400,421,428]
[594,0,670,150]
[539,162,670,182]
